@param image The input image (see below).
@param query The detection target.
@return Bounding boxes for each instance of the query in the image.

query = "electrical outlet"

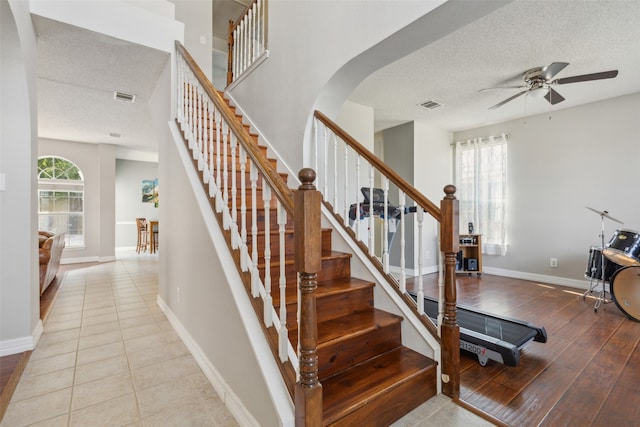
[550,258,558,268]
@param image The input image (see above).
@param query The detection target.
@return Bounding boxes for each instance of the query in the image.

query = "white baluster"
[323,124,328,198]
[383,177,390,273]
[230,133,239,249]
[368,168,374,256]
[222,121,230,229]
[186,78,193,148]
[399,190,406,294]
[313,118,318,177]
[343,145,349,223]
[249,4,255,63]
[256,0,263,55]
[240,147,248,271]
[263,185,272,327]
[177,57,183,129]
[355,155,361,238]
[250,162,259,297]
[232,27,238,80]
[215,110,222,206]
[278,203,288,362]
[333,133,338,210]
[196,87,202,164]
[208,103,216,195]
[416,205,424,315]
[202,100,209,183]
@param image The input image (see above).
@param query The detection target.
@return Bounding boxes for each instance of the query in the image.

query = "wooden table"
[149,220,158,254]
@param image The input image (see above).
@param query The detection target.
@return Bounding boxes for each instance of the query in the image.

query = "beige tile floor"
[1,250,238,427]
[2,249,494,427]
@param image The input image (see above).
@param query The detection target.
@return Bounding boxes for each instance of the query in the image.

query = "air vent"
[113,91,136,103]
[417,100,443,110]
[109,132,124,138]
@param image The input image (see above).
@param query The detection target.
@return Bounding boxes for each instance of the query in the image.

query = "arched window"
[38,156,85,248]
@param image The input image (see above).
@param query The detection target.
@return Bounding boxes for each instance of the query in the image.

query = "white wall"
[413,122,453,271]
[115,159,159,248]
[454,92,640,286]
[160,127,286,425]
[39,139,117,263]
[1,0,40,354]
[171,0,213,79]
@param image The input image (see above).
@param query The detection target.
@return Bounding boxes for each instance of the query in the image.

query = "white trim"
[483,266,596,290]
[169,121,295,427]
[0,319,42,356]
[61,255,117,265]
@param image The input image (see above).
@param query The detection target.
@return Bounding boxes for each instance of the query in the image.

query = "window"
[455,135,508,255]
[37,156,85,248]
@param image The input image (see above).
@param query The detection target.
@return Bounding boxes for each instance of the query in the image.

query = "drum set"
[583,207,640,320]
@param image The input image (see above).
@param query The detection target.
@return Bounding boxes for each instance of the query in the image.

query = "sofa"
[39,231,65,295]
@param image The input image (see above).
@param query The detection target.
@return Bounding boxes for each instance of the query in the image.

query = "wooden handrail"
[176,41,294,215]
[230,0,259,32]
[314,110,440,220]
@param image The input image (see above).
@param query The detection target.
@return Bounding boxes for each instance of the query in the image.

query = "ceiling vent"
[109,132,124,138]
[113,91,136,103]
[418,100,443,110]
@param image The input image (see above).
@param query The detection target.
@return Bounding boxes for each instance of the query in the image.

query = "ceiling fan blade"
[544,87,565,105]
[489,90,529,110]
[541,62,569,81]
[554,70,618,85]
[479,85,526,93]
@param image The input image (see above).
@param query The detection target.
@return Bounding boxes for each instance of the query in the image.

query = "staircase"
[176,43,439,425]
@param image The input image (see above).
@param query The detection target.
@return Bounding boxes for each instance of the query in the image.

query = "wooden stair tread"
[315,309,402,348]
[274,277,373,308]
[258,250,350,269]
[321,346,436,424]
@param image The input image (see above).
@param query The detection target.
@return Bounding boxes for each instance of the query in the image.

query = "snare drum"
[603,229,640,267]
[610,266,640,322]
[585,246,621,282]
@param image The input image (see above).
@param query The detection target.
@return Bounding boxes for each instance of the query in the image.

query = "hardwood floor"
[410,273,640,426]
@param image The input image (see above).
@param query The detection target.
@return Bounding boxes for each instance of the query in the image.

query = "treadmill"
[410,292,547,366]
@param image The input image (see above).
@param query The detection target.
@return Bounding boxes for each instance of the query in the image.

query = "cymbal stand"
[582,212,611,311]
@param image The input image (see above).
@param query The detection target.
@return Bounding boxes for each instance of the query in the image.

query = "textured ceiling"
[33,15,169,159]
[349,0,640,132]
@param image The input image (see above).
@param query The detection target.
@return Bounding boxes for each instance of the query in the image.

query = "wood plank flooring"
[410,273,640,427]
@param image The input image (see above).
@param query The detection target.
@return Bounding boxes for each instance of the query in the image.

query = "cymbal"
[585,206,624,224]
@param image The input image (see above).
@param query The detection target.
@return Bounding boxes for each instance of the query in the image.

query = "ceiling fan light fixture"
[528,85,549,98]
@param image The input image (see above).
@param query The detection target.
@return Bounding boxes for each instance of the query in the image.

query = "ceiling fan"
[481,62,618,110]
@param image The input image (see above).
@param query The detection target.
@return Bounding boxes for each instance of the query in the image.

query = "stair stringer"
[166,121,295,427]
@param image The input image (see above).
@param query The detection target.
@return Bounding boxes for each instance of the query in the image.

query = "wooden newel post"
[440,184,460,398]
[294,168,323,426]
[226,19,234,86]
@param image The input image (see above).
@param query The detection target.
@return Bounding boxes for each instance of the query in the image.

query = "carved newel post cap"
[298,168,316,190]
[443,185,457,198]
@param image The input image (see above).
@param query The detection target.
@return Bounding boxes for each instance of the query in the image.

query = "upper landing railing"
[227,0,268,86]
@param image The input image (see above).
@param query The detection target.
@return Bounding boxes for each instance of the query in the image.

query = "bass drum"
[603,229,640,267]
[610,266,640,322]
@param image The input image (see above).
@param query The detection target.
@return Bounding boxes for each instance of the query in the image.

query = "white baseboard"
[61,255,116,265]
[483,266,594,290]
[0,319,42,357]
[156,296,260,427]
